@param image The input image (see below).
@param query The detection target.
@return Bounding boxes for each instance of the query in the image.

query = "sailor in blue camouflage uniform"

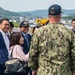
[28,4,75,75]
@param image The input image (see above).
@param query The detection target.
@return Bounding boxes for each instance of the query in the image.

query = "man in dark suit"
[7,22,14,39]
[71,19,75,33]
[0,18,10,75]
[20,21,32,54]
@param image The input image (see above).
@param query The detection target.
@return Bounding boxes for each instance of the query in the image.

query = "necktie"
[6,32,10,39]
[5,34,9,51]
[7,34,10,39]
[25,34,29,47]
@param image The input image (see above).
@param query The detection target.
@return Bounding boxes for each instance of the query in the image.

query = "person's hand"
[32,71,37,75]
[73,73,75,75]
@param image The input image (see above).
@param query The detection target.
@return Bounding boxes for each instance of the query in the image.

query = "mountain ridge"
[0,7,75,18]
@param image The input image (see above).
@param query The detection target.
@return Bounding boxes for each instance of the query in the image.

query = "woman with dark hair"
[9,32,29,62]
[5,32,31,75]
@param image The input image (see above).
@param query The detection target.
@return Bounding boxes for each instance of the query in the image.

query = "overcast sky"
[0,0,75,12]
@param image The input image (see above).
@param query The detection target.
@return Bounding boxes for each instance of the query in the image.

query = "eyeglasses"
[4,24,9,26]
[22,26,29,28]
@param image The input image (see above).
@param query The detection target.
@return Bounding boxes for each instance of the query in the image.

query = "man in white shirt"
[0,18,10,75]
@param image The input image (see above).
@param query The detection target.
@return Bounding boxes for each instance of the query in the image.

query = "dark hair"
[0,18,9,24]
[10,32,22,47]
[71,19,75,23]
[9,22,14,28]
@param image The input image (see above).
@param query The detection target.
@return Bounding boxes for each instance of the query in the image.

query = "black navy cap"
[48,4,63,15]
[20,21,29,27]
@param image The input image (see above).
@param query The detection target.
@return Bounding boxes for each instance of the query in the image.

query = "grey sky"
[0,0,75,12]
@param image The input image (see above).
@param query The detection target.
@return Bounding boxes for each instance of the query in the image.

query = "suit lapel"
[0,32,7,50]
[21,32,29,47]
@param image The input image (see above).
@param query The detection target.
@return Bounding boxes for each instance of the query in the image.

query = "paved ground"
[12,25,72,33]
[12,27,32,35]
[12,27,20,32]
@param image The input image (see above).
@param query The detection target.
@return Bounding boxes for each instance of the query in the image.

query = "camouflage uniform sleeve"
[28,32,39,71]
[71,32,75,74]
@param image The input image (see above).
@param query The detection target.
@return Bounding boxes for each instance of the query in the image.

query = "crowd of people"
[0,4,75,75]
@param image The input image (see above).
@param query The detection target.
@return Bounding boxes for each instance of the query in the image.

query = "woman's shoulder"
[14,45,22,48]
[14,45,23,50]
[10,45,23,51]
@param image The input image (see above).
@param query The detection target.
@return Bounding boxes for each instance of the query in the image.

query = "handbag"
[4,46,24,74]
